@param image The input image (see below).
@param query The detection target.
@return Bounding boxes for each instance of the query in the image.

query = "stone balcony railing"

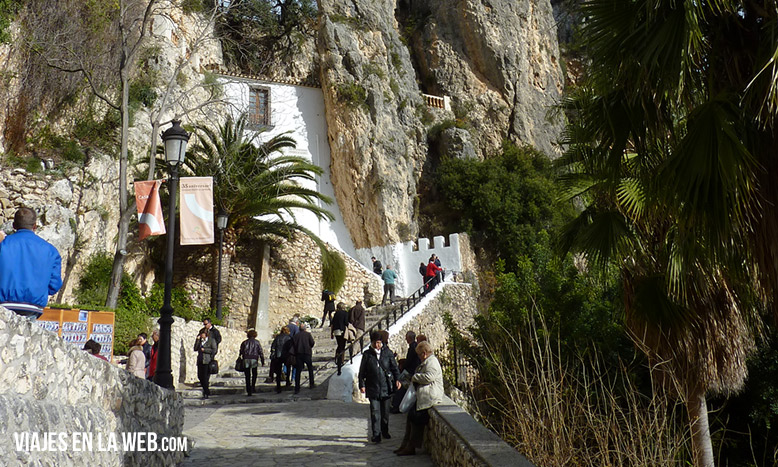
[426,395,536,466]
[422,93,452,111]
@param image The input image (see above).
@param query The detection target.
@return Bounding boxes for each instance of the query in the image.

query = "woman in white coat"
[395,340,444,456]
[126,337,147,379]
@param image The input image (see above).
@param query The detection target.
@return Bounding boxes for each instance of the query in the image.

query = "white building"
[219,72,463,296]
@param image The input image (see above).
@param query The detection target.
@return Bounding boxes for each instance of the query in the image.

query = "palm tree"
[174,114,335,310]
[559,1,777,465]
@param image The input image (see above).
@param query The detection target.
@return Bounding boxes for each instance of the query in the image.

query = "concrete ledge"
[426,395,535,467]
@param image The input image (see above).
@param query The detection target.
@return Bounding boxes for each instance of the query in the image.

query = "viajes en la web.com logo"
[14,431,188,453]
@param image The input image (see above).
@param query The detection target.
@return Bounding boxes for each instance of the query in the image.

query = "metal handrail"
[339,270,463,365]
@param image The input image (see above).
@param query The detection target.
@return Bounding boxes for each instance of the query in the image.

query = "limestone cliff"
[318,0,564,249]
[318,0,429,249]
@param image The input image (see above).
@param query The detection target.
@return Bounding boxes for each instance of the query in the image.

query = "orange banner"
[180,177,214,245]
[134,180,166,240]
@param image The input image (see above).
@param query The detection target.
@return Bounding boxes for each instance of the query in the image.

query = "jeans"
[294,354,314,391]
[369,396,391,438]
[243,367,257,395]
[334,335,346,373]
[382,283,395,305]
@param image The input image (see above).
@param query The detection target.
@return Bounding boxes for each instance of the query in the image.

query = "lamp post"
[154,120,189,389]
[215,208,228,320]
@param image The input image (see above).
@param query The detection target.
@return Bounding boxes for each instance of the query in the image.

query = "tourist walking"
[359,330,401,443]
[381,265,398,305]
[240,329,265,396]
[372,256,383,275]
[395,341,444,456]
[0,207,62,321]
[433,254,445,283]
[348,300,366,334]
[331,302,349,375]
[425,260,442,292]
[194,330,218,399]
[320,290,336,327]
[270,326,292,393]
[201,318,222,345]
[126,337,146,379]
[392,331,421,413]
[288,315,300,336]
[419,262,427,292]
[292,322,315,394]
[147,330,159,380]
[138,333,151,373]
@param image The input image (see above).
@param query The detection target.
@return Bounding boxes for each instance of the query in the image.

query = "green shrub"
[74,252,210,354]
[321,247,347,294]
[336,82,368,109]
[437,142,573,270]
[362,61,385,80]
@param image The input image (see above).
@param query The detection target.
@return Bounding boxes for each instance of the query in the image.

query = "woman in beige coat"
[126,337,147,379]
[395,340,444,456]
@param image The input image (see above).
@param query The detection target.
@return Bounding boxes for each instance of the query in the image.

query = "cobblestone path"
[182,399,433,466]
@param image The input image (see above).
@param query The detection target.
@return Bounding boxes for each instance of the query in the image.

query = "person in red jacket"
[147,330,159,380]
[425,260,442,292]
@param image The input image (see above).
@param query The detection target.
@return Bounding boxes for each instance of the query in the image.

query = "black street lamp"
[215,208,229,320]
[154,120,189,389]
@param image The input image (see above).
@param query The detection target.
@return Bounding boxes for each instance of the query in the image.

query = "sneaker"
[382,432,391,439]
[371,436,381,443]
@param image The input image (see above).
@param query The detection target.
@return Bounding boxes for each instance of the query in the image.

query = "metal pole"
[215,227,224,320]
[154,164,178,389]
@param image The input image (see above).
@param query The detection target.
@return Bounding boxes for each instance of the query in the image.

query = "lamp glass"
[164,138,187,165]
[216,212,228,230]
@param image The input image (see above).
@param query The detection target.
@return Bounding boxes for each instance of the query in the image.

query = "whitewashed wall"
[355,234,463,296]
[220,77,464,298]
[222,78,359,260]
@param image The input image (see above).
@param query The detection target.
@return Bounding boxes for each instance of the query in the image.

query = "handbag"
[209,359,219,375]
[345,323,357,342]
[399,383,416,413]
[235,356,245,372]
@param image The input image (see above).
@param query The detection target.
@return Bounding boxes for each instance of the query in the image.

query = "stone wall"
[0,161,127,302]
[387,283,478,362]
[268,235,383,332]
[425,396,535,467]
[0,307,184,466]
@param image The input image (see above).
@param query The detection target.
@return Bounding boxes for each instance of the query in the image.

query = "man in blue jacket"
[0,208,62,320]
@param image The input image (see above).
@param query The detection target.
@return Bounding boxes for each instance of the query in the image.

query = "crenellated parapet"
[356,233,464,296]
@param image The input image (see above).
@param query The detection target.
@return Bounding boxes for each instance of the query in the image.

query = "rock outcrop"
[318,0,429,249]
[318,0,564,248]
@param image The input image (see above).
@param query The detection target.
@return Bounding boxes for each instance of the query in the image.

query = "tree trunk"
[106,49,132,309]
[687,384,715,467]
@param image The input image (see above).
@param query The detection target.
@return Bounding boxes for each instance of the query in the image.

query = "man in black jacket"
[292,322,315,393]
[391,331,420,413]
[359,330,401,443]
[372,256,383,275]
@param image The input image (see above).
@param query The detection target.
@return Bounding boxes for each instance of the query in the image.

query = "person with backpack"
[320,290,336,327]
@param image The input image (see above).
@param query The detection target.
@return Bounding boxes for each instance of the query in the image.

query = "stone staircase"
[177,303,400,406]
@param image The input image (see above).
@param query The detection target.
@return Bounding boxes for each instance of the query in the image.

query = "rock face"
[318,0,429,249]
[318,0,564,248]
[407,0,564,157]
